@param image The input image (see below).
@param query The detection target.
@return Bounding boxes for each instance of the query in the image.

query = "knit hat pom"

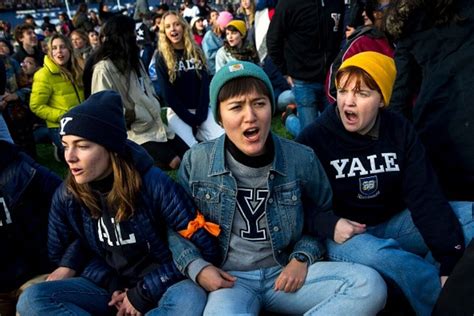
[339,51,396,106]
[59,90,128,155]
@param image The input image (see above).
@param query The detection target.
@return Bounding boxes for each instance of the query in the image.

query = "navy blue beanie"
[59,90,128,155]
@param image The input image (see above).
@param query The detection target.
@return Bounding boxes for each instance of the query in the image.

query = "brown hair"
[66,152,142,222]
[217,77,270,120]
[14,23,35,42]
[336,66,382,96]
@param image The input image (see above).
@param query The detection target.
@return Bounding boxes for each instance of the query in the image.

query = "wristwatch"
[292,253,309,265]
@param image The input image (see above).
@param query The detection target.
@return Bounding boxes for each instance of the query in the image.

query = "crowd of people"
[1,0,473,315]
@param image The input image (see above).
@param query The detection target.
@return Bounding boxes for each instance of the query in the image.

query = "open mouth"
[344,110,358,123]
[70,168,83,176]
[243,127,259,140]
[169,32,180,40]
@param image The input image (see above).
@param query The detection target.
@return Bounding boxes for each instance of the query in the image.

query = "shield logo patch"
[359,176,378,197]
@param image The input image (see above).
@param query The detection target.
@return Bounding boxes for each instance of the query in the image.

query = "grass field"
[38,114,292,179]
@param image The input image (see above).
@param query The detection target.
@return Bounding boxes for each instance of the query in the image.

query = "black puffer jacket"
[0,141,62,292]
[48,141,218,312]
[387,0,474,200]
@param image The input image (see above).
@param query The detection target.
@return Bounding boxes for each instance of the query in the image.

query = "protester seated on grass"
[29,34,84,162]
[86,15,188,170]
[153,11,224,148]
[215,19,258,72]
[17,90,220,316]
[0,140,62,316]
[296,51,474,316]
[175,61,387,315]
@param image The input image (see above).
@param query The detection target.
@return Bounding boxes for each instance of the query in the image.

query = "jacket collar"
[208,133,288,177]
[43,55,61,74]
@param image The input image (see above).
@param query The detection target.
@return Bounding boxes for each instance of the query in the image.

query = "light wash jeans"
[276,89,296,113]
[0,113,13,143]
[203,262,387,316]
[17,277,206,316]
[285,80,329,137]
[325,201,474,316]
[166,107,224,148]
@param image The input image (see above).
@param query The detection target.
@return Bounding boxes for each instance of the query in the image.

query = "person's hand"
[345,25,356,38]
[116,292,142,316]
[274,259,308,292]
[3,92,18,102]
[334,218,366,244]
[285,75,294,87]
[440,276,448,287]
[196,265,236,291]
[108,290,126,310]
[46,267,76,281]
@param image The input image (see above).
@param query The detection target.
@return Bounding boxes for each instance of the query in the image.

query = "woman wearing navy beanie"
[17,90,220,315]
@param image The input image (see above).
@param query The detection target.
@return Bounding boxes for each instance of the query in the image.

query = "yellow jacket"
[30,56,84,128]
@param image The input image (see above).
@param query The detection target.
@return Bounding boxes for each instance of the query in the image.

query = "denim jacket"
[175,133,332,272]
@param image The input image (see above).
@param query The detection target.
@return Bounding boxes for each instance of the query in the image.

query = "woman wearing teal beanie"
[175,61,387,315]
[297,51,474,315]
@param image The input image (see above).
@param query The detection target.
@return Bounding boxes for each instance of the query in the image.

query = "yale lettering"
[97,217,136,246]
[330,153,400,179]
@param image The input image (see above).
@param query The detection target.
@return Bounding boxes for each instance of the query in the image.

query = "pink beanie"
[216,11,233,30]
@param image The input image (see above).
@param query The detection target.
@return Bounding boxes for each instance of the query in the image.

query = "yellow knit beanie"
[226,20,247,38]
[339,51,396,106]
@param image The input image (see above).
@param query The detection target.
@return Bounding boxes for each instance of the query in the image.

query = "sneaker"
[281,103,297,126]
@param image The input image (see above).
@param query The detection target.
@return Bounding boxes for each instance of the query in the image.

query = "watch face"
[295,253,308,263]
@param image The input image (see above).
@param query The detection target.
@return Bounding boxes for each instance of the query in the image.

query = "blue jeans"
[285,80,327,137]
[276,89,295,113]
[17,277,206,316]
[203,263,386,316]
[0,113,13,143]
[325,201,474,316]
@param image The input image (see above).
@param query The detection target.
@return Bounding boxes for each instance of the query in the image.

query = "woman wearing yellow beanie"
[215,19,259,72]
[297,51,473,316]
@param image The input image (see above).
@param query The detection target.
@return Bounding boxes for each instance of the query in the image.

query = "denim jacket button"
[205,193,211,199]
[268,198,274,204]
[273,226,280,232]
[292,195,297,201]
[269,174,275,180]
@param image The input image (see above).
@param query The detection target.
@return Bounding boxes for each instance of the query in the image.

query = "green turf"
[37,115,291,180]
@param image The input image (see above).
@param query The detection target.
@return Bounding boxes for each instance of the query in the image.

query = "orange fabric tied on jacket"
[179,211,221,239]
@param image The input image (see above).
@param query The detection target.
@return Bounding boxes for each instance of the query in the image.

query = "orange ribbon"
[179,211,221,239]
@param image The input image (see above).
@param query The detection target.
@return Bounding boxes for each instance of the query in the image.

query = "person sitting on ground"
[84,15,188,170]
[1,43,39,157]
[296,51,474,316]
[153,11,224,148]
[12,23,44,67]
[70,29,92,63]
[176,60,387,315]
[202,11,233,76]
[17,90,220,316]
[0,140,62,316]
[190,16,206,47]
[29,34,84,161]
[215,19,259,72]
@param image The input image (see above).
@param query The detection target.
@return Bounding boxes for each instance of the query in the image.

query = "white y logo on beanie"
[59,117,74,135]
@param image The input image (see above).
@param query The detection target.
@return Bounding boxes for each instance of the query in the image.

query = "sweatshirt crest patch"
[358,175,380,199]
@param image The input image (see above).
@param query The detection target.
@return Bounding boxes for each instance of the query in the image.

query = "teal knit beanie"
[209,61,275,123]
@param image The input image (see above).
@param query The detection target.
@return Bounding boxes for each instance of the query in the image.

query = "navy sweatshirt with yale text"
[297,105,465,275]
